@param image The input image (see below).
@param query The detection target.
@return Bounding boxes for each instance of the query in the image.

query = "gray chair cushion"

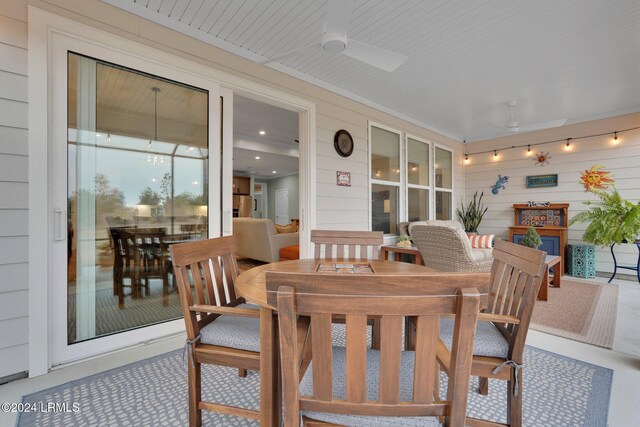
[440,317,509,359]
[199,303,260,353]
[299,347,442,427]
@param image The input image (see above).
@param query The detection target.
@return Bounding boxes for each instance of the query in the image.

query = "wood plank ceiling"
[104,0,640,142]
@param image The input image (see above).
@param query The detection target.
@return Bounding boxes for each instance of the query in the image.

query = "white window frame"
[434,143,454,220]
[368,121,404,235]
[405,134,432,222]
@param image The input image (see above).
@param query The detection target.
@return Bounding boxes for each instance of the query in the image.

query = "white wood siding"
[464,113,640,274]
[0,0,28,379]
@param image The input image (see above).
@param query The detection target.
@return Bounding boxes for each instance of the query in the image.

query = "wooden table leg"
[260,307,280,426]
[414,252,423,265]
[538,266,549,301]
[383,248,390,261]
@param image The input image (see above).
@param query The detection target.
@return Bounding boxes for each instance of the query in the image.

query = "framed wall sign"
[336,171,351,186]
[526,174,558,188]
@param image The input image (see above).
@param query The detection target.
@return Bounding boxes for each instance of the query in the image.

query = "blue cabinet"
[512,234,560,257]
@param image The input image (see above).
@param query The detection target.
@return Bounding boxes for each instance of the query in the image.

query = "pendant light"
[147,86,163,165]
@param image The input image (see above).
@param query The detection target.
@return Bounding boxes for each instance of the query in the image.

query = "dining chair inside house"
[266,271,481,427]
[170,235,262,426]
[109,227,144,309]
[310,230,384,260]
[434,239,547,427]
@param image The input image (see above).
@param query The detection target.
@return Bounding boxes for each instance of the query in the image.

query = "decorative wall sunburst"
[533,151,552,166]
[580,165,615,192]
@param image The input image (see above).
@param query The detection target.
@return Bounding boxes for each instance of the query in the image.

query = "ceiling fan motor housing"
[322,31,347,53]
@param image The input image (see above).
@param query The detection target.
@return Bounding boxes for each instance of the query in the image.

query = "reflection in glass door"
[67,53,209,344]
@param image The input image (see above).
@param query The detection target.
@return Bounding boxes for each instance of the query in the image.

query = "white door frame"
[47,32,221,367]
[28,7,316,376]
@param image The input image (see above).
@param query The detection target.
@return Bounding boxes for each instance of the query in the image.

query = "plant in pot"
[457,191,488,234]
[569,188,640,246]
[521,226,542,249]
[396,234,412,248]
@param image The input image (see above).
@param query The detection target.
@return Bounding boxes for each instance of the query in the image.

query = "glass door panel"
[67,53,209,344]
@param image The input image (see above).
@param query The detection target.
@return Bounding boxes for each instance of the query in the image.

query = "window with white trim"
[369,123,455,234]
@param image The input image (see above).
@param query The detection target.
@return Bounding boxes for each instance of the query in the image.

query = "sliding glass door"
[51,42,223,363]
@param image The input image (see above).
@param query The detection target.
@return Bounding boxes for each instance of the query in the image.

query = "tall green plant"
[569,188,640,246]
[456,191,488,232]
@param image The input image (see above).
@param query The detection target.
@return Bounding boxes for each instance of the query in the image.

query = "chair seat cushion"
[440,317,509,359]
[279,245,300,261]
[199,303,260,353]
[299,347,442,427]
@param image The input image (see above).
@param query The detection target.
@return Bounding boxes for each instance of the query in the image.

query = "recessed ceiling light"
[192,181,199,185]
[259,130,266,135]
[255,156,261,160]
[272,170,277,174]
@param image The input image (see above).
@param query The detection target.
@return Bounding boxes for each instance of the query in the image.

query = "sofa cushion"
[408,220,463,236]
[471,248,493,261]
[274,222,297,233]
[468,234,495,249]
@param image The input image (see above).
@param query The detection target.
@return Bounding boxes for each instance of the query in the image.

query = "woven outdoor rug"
[531,278,618,348]
[19,341,611,426]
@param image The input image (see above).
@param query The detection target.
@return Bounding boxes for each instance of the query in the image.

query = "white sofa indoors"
[232,218,299,263]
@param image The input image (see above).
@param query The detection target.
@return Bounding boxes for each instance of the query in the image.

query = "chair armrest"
[189,305,261,318]
[478,312,520,324]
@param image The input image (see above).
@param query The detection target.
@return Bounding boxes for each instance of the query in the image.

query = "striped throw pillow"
[467,234,494,249]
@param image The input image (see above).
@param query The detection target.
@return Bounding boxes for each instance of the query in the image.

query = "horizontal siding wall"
[464,113,640,274]
[0,0,28,379]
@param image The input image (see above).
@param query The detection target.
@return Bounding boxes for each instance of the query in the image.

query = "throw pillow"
[275,223,296,234]
[467,234,495,249]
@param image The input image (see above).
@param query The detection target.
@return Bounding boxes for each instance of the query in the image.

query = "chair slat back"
[269,272,480,427]
[311,230,383,260]
[170,236,241,339]
[486,239,546,358]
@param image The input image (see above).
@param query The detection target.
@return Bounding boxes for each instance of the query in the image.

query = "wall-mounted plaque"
[337,171,351,187]
[526,174,558,188]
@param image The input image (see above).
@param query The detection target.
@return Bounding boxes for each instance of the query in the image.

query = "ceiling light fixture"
[259,130,266,135]
[272,170,277,174]
[255,156,261,160]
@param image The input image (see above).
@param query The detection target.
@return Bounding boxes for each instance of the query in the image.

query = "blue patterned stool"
[568,244,596,278]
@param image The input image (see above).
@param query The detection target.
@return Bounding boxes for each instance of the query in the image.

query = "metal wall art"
[491,175,509,194]
[579,165,614,192]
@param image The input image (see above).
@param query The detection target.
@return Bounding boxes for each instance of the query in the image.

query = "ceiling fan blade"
[517,118,567,132]
[258,43,322,65]
[343,39,407,72]
[326,0,353,35]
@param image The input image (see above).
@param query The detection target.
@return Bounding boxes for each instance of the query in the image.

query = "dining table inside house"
[234,258,491,426]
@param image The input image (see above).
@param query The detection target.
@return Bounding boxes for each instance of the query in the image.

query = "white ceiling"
[105,0,640,142]
[233,95,299,179]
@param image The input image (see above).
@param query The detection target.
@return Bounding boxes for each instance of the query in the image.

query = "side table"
[539,255,561,301]
[567,243,596,278]
[380,245,423,265]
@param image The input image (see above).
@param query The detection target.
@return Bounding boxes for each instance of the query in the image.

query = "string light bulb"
[612,131,619,145]
[464,153,469,163]
[106,131,111,144]
[527,145,531,154]
[494,150,498,157]
[565,138,572,150]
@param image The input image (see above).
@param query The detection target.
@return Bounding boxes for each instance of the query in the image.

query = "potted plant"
[521,226,542,249]
[569,188,640,246]
[457,191,488,233]
[396,234,412,248]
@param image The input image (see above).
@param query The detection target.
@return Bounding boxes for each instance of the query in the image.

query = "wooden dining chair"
[266,271,481,427]
[170,236,261,426]
[310,229,384,349]
[310,230,384,260]
[435,239,547,427]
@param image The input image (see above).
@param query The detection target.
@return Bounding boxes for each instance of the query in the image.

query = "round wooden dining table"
[235,258,479,427]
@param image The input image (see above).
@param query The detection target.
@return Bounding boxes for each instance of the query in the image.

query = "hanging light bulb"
[106,131,111,144]
[612,131,619,145]
[464,153,469,163]
[527,145,531,155]
[565,138,572,150]
[493,150,498,160]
